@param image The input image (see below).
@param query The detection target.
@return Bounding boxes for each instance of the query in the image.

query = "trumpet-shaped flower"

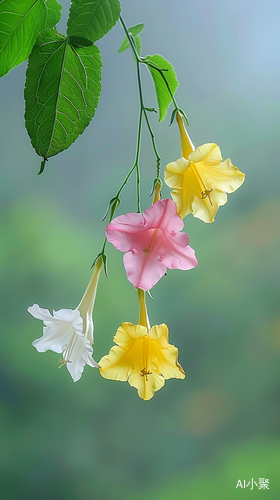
[99,290,185,400]
[164,112,245,223]
[28,256,103,382]
[105,198,197,291]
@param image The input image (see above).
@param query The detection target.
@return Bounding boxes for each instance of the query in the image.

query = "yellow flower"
[99,289,185,400]
[164,112,245,223]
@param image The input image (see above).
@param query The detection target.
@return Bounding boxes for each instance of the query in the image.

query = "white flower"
[28,256,103,382]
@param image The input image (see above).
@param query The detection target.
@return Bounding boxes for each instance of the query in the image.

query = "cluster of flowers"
[28,112,245,400]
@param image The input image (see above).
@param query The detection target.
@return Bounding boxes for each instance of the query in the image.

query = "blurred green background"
[1,0,280,498]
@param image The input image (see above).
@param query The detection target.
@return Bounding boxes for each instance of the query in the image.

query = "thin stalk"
[119,16,139,62]
[134,104,142,213]
[120,15,162,177]
[96,107,143,263]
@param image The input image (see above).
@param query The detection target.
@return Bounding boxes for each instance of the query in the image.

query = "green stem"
[144,111,161,177]
[114,105,142,213]
[101,238,107,254]
[116,163,137,199]
[134,104,142,213]
[100,101,142,234]
[96,108,141,263]
[120,17,180,118]
[120,16,188,126]
[120,15,162,177]
[119,16,140,62]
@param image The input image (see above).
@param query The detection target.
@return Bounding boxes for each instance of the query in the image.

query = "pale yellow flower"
[164,112,245,223]
[99,289,185,400]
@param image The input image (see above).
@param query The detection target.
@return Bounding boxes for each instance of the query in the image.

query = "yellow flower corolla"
[164,112,245,223]
[99,289,185,400]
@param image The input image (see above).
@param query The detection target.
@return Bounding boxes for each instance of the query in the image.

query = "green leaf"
[67,0,121,43]
[145,54,179,122]
[118,33,141,58]
[118,33,141,60]
[127,23,145,37]
[0,0,62,78]
[118,23,144,53]
[68,36,94,48]
[101,252,108,277]
[118,37,129,53]
[134,34,141,56]
[24,29,102,160]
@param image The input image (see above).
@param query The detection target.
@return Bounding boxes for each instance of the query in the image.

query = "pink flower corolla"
[106,199,198,291]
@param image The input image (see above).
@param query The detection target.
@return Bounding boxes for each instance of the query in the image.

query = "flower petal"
[99,323,147,381]
[142,199,184,234]
[65,334,99,382]
[123,224,197,290]
[192,188,227,223]
[165,157,190,188]
[32,320,76,354]
[113,322,147,346]
[129,369,165,401]
[162,231,197,270]
[28,304,55,322]
[165,159,195,219]
[29,305,84,354]
[106,200,184,254]
[189,143,223,165]
[99,345,133,382]
[53,308,83,334]
[197,157,245,193]
[106,212,145,252]
[149,325,185,380]
[123,247,167,291]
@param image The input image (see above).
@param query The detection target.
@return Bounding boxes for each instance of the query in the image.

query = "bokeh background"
[1,0,280,498]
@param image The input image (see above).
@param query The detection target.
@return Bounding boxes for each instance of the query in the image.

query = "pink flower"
[105,199,197,290]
